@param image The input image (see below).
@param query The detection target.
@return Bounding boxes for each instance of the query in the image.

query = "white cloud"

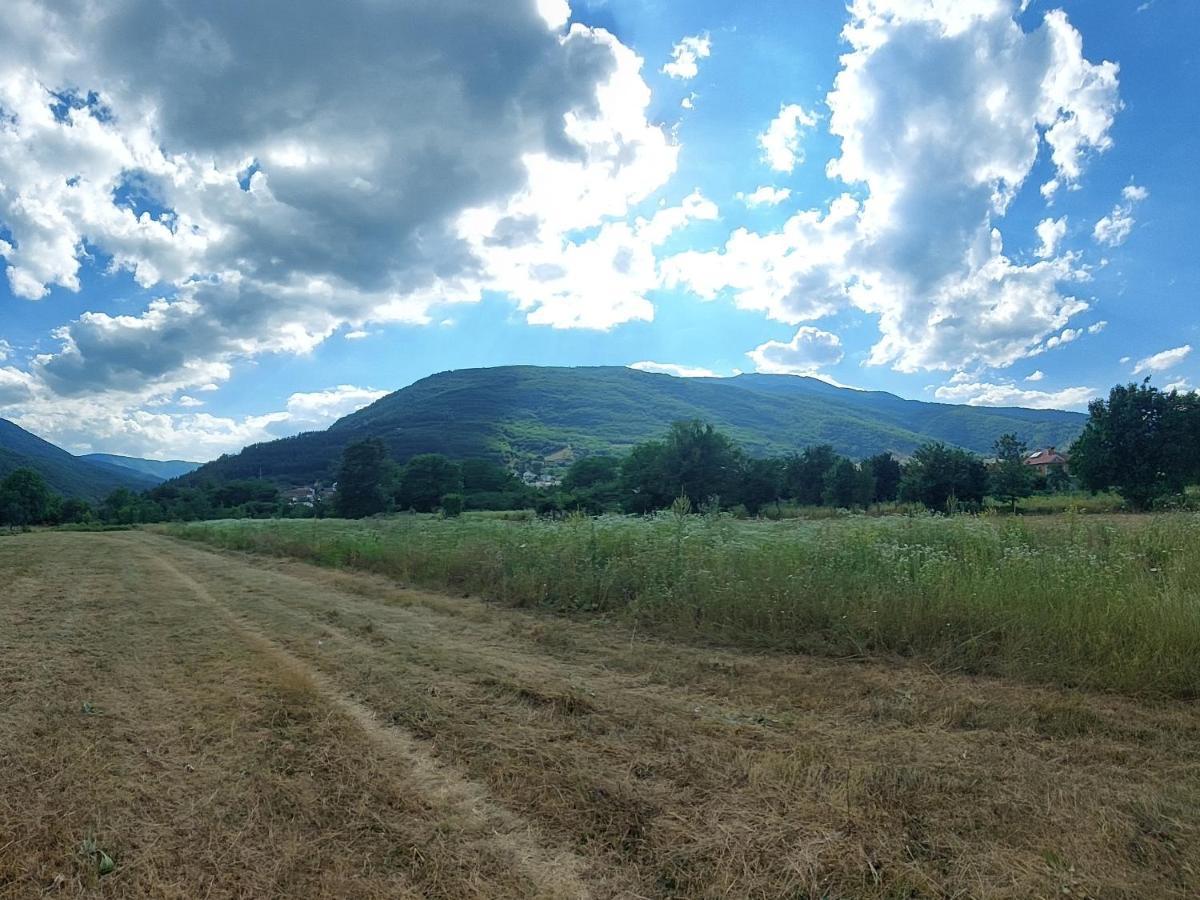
[0,0,677,409]
[747,326,844,375]
[176,395,204,408]
[1165,378,1195,394]
[1026,369,1045,382]
[629,361,719,378]
[0,382,386,460]
[736,186,792,207]
[759,104,818,173]
[1086,320,1107,334]
[661,34,711,80]
[1094,184,1148,247]
[1035,217,1067,258]
[670,0,1120,374]
[934,380,1096,410]
[1132,345,1191,375]
[0,339,10,362]
[344,330,370,340]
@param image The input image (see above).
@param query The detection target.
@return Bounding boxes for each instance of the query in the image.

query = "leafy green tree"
[335,439,390,518]
[737,457,783,516]
[0,468,52,530]
[1045,464,1072,494]
[899,442,988,511]
[863,452,902,503]
[660,420,743,509]
[821,458,874,508]
[440,493,465,517]
[460,459,518,493]
[783,445,839,506]
[398,453,463,513]
[59,497,94,524]
[562,455,622,513]
[1071,381,1200,510]
[989,433,1034,512]
[620,441,670,514]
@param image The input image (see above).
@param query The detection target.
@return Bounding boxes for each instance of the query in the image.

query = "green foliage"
[784,445,839,506]
[661,420,743,508]
[1071,382,1200,509]
[0,467,52,529]
[336,439,390,518]
[167,512,1200,698]
[821,458,874,508]
[863,452,902,502]
[899,442,988,511]
[397,454,463,513]
[561,455,622,513]
[440,493,465,517]
[989,433,1035,510]
[737,457,783,515]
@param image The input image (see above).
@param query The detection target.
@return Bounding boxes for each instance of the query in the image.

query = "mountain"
[80,453,201,483]
[181,365,1087,486]
[0,419,160,500]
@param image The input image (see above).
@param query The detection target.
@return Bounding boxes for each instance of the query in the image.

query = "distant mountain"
[0,419,160,500]
[81,453,201,483]
[181,365,1087,487]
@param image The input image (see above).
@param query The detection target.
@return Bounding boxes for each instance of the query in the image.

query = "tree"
[0,468,52,530]
[822,458,874,508]
[783,445,839,506]
[1071,381,1200,510]
[59,497,94,525]
[1045,464,1072,494]
[899,442,988,511]
[738,457,783,515]
[620,441,670,514]
[863,453,902,503]
[440,493,464,517]
[397,453,463,513]
[660,420,743,508]
[460,459,518,493]
[989,433,1034,512]
[562,455,622,513]
[335,439,390,518]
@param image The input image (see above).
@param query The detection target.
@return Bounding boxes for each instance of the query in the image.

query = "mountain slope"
[81,453,201,483]
[182,366,1086,486]
[0,419,159,500]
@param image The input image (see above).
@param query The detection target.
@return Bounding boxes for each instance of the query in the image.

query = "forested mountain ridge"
[180,366,1087,487]
[81,453,201,483]
[0,418,160,500]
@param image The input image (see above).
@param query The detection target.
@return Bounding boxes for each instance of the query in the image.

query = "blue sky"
[0,0,1196,459]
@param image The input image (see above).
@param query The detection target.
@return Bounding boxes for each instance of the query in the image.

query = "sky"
[0,0,1196,461]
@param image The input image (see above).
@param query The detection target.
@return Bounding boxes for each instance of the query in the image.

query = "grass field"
[3,526,1199,897]
[166,511,1200,698]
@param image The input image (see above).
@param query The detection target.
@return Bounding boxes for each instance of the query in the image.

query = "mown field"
[167,511,1200,698]
[2,520,1199,898]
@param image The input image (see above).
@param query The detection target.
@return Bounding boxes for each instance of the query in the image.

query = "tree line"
[1,380,1194,530]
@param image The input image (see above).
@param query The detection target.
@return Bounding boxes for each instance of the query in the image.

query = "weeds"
[163,511,1200,697]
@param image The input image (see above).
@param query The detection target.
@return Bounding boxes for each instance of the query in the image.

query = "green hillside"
[182,366,1086,487]
[81,453,201,483]
[0,419,159,500]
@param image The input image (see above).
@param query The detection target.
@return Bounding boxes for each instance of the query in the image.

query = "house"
[1024,447,1069,473]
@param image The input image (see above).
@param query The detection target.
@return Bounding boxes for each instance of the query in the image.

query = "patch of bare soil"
[2,531,1198,898]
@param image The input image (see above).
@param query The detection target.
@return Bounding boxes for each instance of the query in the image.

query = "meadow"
[165,509,1200,698]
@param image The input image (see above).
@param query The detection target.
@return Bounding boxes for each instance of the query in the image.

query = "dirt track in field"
[1,530,1198,898]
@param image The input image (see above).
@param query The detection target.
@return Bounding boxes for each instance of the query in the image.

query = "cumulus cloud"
[1026,369,1045,382]
[736,186,792,207]
[759,104,818,172]
[661,34,711,80]
[1035,217,1067,258]
[1,382,386,459]
[629,361,719,378]
[934,380,1096,409]
[0,0,679,394]
[1094,184,1148,247]
[747,326,844,375]
[669,0,1121,373]
[0,339,10,362]
[1132,344,1191,375]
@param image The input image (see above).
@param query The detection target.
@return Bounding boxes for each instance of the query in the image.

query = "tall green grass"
[162,511,1200,697]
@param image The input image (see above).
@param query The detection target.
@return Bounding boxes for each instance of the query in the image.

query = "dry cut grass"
[1,530,1199,898]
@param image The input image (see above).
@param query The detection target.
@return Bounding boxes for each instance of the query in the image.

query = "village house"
[1024,447,1069,473]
